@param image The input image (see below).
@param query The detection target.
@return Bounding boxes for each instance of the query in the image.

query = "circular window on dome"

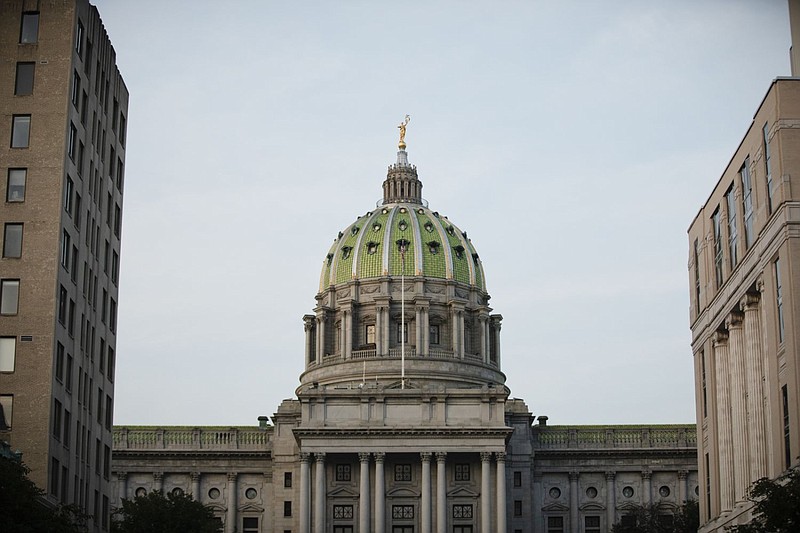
[418,208,424,214]
[341,246,352,259]
[446,225,455,236]
[351,226,360,236]
[373,223,382,232]
[659,485,671,498]
[424,222,434,233]
[453,245,465,259]
[326,253,333,267]
[135,487,147,498]
[208,488,220,500]
[549,487,561,499]
[622,486,634,498]
[366,242,379,255]
[382,208,389,214]
[586,486,598,498]
[171,487,184,497]
[398,220,408,231]
[427,241,440,255]
[245,488,257,500]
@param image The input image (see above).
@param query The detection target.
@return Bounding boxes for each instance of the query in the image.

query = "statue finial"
[397,114,410,150]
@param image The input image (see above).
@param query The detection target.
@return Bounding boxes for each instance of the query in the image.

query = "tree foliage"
[111,490,221,533]
[612,500,699,533]
[728,468,800,533]
[0,455,89,533]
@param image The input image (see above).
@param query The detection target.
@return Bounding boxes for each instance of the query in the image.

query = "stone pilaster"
[757,277,776,477]
[678,470,688,504]
[153,471,163,492]
[375,452,386,533]
[359,452,371,533]
[496,452,507,533]
[569,471,579,533]
[641,470,652,505]
[421,452,432,533]
[727,312,750,501]
[713,329,734,512]
[742,293,767,481]
[436,452,447,533]
[605,471,616,528]
[226,472,237,533]
[481,452,492,533]
[300,453,311,533]
[118,472,127,502]
[314,453,326,533]
[190,472,200,500]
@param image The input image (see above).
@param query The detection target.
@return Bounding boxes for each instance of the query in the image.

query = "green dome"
[319,203,486,292]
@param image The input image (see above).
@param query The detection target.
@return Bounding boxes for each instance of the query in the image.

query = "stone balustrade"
[113,426,271,451]
[533,425,696,449]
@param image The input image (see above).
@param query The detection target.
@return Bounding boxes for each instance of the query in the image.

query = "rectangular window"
[335,464,351,482]
[514,500,522,516]
[55,342,64,381]
[75,21,84,57]
[741,159,753,248]
[119,114,127,147]
[105,395,112,430]
[102,495,109,530]
[66,354,73,392]
[58,285,67,324]
[20,12,39,43]
[15,62,35,95]
[513,471,522,487]
[53,399,63,440]
[71,70,80,108]
[712,208,723,288]
[0,395,12,429]
[50,458,59,496]
[764,123,773,214]
[701,350,708,418]
[775,258,785,344]
[284,501,292,517]
[64,176,74,214]
[452,504,473,519]
[1,280,20,315]
[71,246,79,283]
[284,472,292,488]
[68,123,77,160]
[111,251,119,284]
[546,516,564,533]
[81,91,88,125]
[242,517,259,533]
[117,159,124,190]
[103,444,110,478]
[454,463,470,481]
[68,299,75,337]
[3,223,23,258]
[333,505,354,519]
[585,516,601,533]
[394,464,412,482]
[114,204,121,237]
[783,385,791,469]
[366,324,376,344]
[397,322,408,343]
[726,187,738,269]
[7,169,26,202]
[705,453,711,518]
[11,115,31,148]
[430,324,440,345]
[63,410,71,448]
[0,337,16,372]
[61,230,71,268]
[392,505,414,519]
[693,238,701,313]
[107,347,115,382]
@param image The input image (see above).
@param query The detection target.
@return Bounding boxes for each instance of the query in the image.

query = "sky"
[94,0,793,427]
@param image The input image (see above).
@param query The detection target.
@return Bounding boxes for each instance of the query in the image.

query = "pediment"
[237,503,264,513]
[207,503,226,513]
[386,486,420,498]
[447,486,479,498]
[328,486,359,498]
[579,502,605,511]
[617,501,641,511]
[541,502,570,512]
[386,380,419,390]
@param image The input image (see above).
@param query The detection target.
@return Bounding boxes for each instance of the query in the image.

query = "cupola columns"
[383,149,423,205]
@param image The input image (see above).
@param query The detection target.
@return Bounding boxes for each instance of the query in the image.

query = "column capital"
[315,452,326,464]
[725,311,744,330]
[359,452,371,463]
[756,274,766,294]
[641,470,652,480]
[117,472,127,481]
[713,329,729,346]
[435,451,447,463]
[568,471,580,482]
[420,451,433,463]
[374,451,386,463]
[153,472,163,481]
[300,452,312,463]
[227,472,238,482]
[677,470,689,480]
[190,472,200,482]
[480,452,493,462]
[740,292,760,312]
[605,471,616,481]
[495,451,506,462]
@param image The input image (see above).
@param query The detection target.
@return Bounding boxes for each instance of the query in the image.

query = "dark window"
[454,463,470,481]
[11,115,31,148]
[741,158,753,248]
[430,324,440,345]
[513,471,522,487]
[61,230,71,268]
[50,457,59,496]
[705,453,711,518]
[701,350,707,418]
[394,464,412,482]
[783,385,791,469]
[620,515,637,528]
[64,176,74,214]
[55,342,65,381]
[75,21,84,57]
[693,238,700,314]
[7,169,26,202]
[284,472,292,488]
[63,410,71,448]
[1,279,20,315]
[58,285,67,324]
[114,204,121,237]
[335,464,351,482]
[66,354,73,391]
[20,12,39,43]
[776,259,785,344]
[452,504,473,518]
[585,516,601,533]
[712,208,723,288]
[107,347,115,382]
[726,187,738,269]
[105,395,112,430]
[15,62,35,95]
[392,505,414,519]
[71,70,80,108]
[764,123,773,213]
[242,517,258,533]
[283,501,292,517]
[514,500,522,516]
[68,123,77,160]
[53,399,62,439]
[333,505,353,519]
[546,516,564,533]
[3,224,23,258]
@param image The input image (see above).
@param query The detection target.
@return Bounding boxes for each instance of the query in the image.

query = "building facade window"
[585,516,601,533]
[397,322,408,344]
[514,500,522,516]
[15,62,35,95]
[0,395,12,429]
[741,158,753,248]
[775,258,785,344]
[335,464,351,482]
[68,123,77,160]
[53,399,63,440]
[7,169,26,202]
[0,337,16,372]
[284,472,292,487]
[71,70,81,108]
[712,208,723,288]
[693,238,701,314]
[764,123,773,214]
[452,504,473,519]
[546,516,564,533]
[365,324,375,345]
[430,324,440,345]
[242,517,258,533]
[394,464,412,482]
[283,501,292,517]
[1,279,20,315]
[75,20,84,56]
[783,385,791,470]
[513,471,522,487]
[454,463,470,481]
[392,505,414,519]
[3,223,23,258]
[726,187,738,269]
[333,505,354,519]
[701,350,707,418]
[55,342,64,381]
[20,12,39,43]
[11,115,31,148]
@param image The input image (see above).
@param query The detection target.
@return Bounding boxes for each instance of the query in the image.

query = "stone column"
[436,452,447,533]
[153,472,163,492]
[678,470,688,504]
[300,453,311,533]
[382,306,390,356]
[316,313,326,363]
[757,277,776,477]
[416,307,423,356]
[226,472,237,533]
[532,473,543,533]
[481,452,492,533]
[304,315,315,365]
[191,472,200,500]
[713,330,734,512]
[422,307,430,357]
[451,306,461,358]
[496,452,507,533]
[569,471,579,533]
[314,453,326,533]
[641,471,652,505]
[341,310,349,359]
[458,311,465,359]
[479,315,488,363]
[727,312,750,501]
[491,315,503,367]
[605,471,616,529]
[421,452,432,533]
[375,452,386,533]
[118,472,127,501]
[359,453,371,533]
[742,294,767,481]
[376,305,384,356]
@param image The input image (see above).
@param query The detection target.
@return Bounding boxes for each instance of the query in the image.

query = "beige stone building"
[687,57,800,533]
[113,142,697,533]
[0,1,128,530]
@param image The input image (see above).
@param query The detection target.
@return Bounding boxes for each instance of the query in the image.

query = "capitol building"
[111,132,697,533]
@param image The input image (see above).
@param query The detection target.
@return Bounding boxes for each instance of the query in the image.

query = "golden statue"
[398,114,410,149]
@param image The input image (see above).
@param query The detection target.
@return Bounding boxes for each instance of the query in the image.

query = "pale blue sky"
[94,1,792,426]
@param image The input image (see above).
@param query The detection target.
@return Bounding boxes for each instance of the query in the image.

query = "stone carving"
[338,289,351,300]
[361,285,380,294]
[455,288,469,299]
[425,285,445,294]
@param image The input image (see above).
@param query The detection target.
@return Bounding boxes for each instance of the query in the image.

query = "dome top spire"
[383,115,423,204]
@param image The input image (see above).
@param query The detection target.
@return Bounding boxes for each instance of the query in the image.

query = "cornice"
[293,426,513,440]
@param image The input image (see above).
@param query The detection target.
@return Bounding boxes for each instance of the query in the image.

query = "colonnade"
[711,289,768,513]
[298,450,506,533]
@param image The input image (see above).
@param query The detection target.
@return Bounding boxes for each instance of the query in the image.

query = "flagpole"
[401,242,406,390]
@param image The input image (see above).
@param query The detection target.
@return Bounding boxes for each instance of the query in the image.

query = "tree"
[612,500,699,533]
[727,468,800,533]
[0,455,88,532]
[111,490,221,533]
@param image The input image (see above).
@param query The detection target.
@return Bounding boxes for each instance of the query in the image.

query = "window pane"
[1,280,20,315]
[11,115,31,148]
[0,395,12,429]
[3,224,23,258]
[15,62,35,95]
[7,169,26,202]
[0,338,15,372]
[20,12,39,43]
